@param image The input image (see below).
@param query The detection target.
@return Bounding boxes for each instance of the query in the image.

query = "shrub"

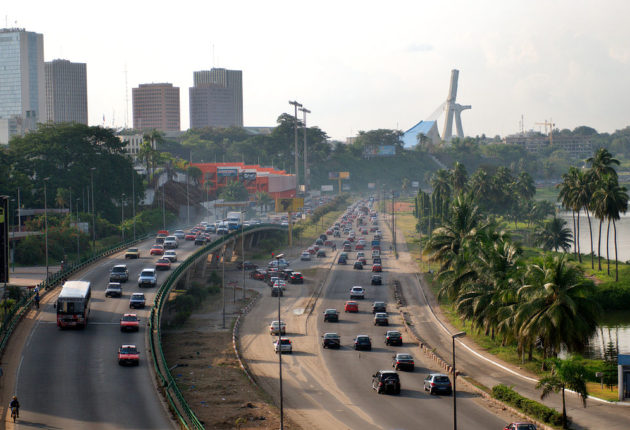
[492,384,563,426]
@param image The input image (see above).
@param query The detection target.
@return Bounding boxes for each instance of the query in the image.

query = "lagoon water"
[559,211,630,358]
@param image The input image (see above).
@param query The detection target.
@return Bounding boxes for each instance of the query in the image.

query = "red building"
[191,162,296,199]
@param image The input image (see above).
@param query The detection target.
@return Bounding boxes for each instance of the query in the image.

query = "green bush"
[594,283,630,310]
[492,384,563,426]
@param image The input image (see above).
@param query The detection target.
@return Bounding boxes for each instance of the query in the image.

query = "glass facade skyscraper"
[0,28,46,143]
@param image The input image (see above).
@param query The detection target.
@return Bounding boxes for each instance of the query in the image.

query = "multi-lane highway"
[239,204,510,429]
[11,238,203,429]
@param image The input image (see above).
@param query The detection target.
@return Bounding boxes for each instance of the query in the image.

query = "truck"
[226,212,244,230]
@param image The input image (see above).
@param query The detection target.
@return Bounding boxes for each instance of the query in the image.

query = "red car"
[372,264,382,272]
[372,245,381,251]
[120,313,140,332]
[324,240,333,247]
[155,258,171,270]
[326,229,333,235]
[150,245,164,255]
[344,301,359,312]
[250,270,266,280]
[355,243,365,250]
[118,344,140,366]
[185,232,196,240]
[347,236,354,242]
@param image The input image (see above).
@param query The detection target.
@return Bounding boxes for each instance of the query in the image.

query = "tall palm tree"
[451,162,468,195]
[592,176,629,280]
[430,169,452,223]
[537,356,589,429]
[534,217,572,252]
[516,254,600,362]
[557,167,579,257]
[573,169,596,268]
[468,168,493,210]
[587,147,619,180]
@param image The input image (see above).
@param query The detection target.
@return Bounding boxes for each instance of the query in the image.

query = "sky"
[4,0,630,141]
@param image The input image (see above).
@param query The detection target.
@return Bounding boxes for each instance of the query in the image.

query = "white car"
[350,286,365,299]
[164,250,177,262]
[356,251,365,259]
[163,236,178,249]
[173,230,186,240]
[273,280,287,290]
[269,320,286,335]
[300,251,311,261]
[274,337,292,353]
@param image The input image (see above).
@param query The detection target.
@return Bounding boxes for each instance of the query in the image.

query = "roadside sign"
[275,198,304,212]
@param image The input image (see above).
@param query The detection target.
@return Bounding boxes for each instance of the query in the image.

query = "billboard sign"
[378,145,396,156]
[367,183,376,189]
[412,181,420,188]
[321,185,334,192]
[217,168,238,177]
[342,183,351,191]
[0,196,7,283]
[239,171,257,181]
[275,197,304,212]
[328,172,339,180]
[339,171,350,179]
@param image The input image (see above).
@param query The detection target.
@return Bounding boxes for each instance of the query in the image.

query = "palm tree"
[587,148,619,180]
[451,162,468,195]
[537,355,589,429]
[423,194,485,273]
[592,176,629,280]
[430,169,452,223]
[468,168,493,209]
[557,167,581,257]
[573,169,596,268]
[534,217,572,252]
[516,254,600,362]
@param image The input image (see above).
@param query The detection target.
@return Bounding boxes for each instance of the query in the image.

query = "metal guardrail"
[149,224,287,429]
[0,234,152,355]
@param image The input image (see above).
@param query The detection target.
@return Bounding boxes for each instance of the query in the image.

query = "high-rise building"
[45,59,88,125]
[189,68,243,129]
[0,28,46,144]
[132,83,180,132]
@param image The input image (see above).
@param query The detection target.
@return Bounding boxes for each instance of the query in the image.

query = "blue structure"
[401,120,440,148]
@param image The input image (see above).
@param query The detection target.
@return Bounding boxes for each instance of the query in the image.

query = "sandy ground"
[161,266,301,430]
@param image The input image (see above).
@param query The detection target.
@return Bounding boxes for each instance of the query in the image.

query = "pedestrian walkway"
[5,266,61,288]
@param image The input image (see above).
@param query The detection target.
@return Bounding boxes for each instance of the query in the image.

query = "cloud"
[406,43,434,53]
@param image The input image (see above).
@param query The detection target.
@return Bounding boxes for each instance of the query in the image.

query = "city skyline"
[2,1,630,141]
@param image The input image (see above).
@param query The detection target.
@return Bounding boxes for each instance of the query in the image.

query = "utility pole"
[131,169,136,240]
[90,168,96,251]
[289,100,302,191]
[391,190,397,257]
[299,107,310,193]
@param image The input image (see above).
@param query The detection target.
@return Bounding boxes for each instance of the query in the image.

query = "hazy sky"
[5,0,630,141]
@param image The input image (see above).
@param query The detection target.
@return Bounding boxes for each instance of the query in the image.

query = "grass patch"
[534,185,559,203]
[586,382,619,402]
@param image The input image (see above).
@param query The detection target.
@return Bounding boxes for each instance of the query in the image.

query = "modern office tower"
[0,28,46,144]
[189,68,243,129]
[45,59,88,125]
[132,83,180,132]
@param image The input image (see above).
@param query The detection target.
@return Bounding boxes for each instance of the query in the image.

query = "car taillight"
[379,382,383,386]
[431,382,436,387]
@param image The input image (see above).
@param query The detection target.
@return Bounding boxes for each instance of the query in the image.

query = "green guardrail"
[149,224,287,429]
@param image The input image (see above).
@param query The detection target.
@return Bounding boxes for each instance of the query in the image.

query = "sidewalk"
[383,212,630,430]
[4,266,61,288]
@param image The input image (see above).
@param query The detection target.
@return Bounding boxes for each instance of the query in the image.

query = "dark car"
[271,286,283,297]
[315,238,324,246]
[287,272,302,284]
[237,261,258,270]
[372,301,387,313]
[323,309,339,322]
[373,256,382,265]
[371,275,382,285]
[319,234,328,241]
[374,312,389,326]
[392,353,415,371]
[353,261,363,270]
[503,424,537,430]
[354,335,372,351]
[424,373,452,395]
[337,255,347,265]
[371,370,401,394]
[385,330,403,346]
[194,235,207,245]
[109,265,129,282]
[322,332,341,349]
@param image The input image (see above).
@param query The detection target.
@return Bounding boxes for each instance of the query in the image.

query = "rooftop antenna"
[124,65,129,129]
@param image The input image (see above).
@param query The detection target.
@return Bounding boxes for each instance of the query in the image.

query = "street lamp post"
[162,181,166,230]
[121,193,125,242]
[90,167,96,251]
[274,252,285,430]
[222,246,226,329]
[76,198,80,260]
[289,100,302,188]
[131,168,136,240]
[241,211,246,301]
[452,331,466,430]
[43,177,50,283]
[299,106,311,193]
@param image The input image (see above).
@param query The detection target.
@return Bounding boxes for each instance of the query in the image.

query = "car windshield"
[132,294,144,300]
[375,313,387,317]
[127,248,138,252]
[388,331,400,336]
[434,376,450,383]
[120,347,138,354]
[141,271,153,276]
[325,309,337,314]
[398,354,412,360]
[381,373,399,381]
[112,267,126,272]
[324,334,339,339]
[107,284,121,290]
[122,315,137,322]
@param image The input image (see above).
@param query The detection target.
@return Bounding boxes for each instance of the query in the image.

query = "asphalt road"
[12,238,203,430]
[239,209,511,430]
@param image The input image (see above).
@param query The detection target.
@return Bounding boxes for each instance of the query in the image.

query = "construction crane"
[535,119,556,146]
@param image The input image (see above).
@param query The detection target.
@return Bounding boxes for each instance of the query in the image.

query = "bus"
[57,281,91,329]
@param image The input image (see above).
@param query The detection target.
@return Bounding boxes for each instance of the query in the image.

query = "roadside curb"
[233,291,262,388]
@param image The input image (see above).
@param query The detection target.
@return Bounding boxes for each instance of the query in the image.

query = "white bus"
[57,281,91,329]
